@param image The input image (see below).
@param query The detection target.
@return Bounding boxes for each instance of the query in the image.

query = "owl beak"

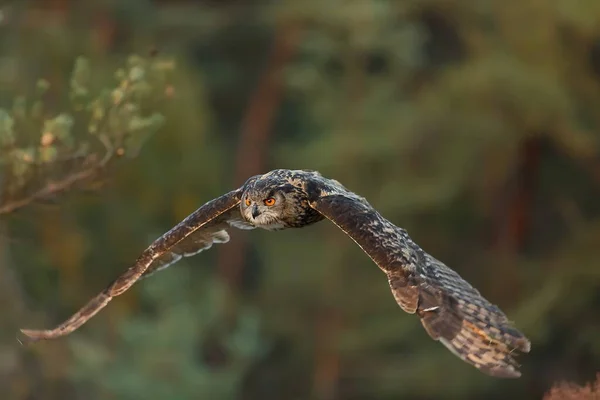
[251,204,261,219]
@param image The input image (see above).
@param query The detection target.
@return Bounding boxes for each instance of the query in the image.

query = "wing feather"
[310,193,530,378]
[19,188,250,343]
[141,213,256,280]
[140,228,230,279]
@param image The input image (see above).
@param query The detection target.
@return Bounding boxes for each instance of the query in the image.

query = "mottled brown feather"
[310,193,530,378]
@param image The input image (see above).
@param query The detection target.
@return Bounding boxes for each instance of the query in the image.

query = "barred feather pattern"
[418,255,530,377]
[310,188,530,378]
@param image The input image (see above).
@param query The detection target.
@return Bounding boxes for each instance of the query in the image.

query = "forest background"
[0,1,599,399]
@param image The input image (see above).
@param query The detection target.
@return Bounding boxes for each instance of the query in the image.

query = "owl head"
[239,177,308,230]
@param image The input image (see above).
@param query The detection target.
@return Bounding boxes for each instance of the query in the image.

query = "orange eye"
[245,198,251,206]
[264,197,276,206]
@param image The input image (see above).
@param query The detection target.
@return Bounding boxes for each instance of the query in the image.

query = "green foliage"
[0,52,174,214]
[69,271,267,400]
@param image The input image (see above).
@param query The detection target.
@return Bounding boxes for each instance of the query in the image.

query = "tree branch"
[0,156,107,215]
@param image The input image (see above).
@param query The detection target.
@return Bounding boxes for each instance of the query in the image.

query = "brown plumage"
[19,169,530,378]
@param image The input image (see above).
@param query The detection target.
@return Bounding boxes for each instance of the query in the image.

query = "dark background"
[0,1,599,399]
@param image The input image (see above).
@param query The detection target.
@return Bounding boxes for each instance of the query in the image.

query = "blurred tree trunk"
[489,136,541,301]
[216,21,302,324]
[313,307,342,400]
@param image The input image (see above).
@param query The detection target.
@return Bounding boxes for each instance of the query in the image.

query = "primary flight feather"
[19,169,530,378]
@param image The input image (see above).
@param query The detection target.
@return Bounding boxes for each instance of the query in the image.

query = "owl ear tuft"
[242,174,261,190]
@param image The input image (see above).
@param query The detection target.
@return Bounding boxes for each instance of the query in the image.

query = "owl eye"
[264,197,276,206]
[245,198,251,206]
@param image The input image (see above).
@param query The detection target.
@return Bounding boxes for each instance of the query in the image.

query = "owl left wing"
[308,193,424,309]
[19,185,254,344]
[309,193,530,378]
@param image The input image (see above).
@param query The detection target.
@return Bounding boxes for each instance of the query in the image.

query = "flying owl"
[19,169,530,377]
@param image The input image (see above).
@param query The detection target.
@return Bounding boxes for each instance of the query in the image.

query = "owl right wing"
[309,193,530,378]
[19,179,258,344]
[141,201,255,279]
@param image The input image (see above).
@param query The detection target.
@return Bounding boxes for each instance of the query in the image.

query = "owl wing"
[19,186,254,344]
[141,205,255,279]
[310,193,530,378]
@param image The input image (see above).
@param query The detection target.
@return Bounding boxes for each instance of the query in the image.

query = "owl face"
[240,185,299,230]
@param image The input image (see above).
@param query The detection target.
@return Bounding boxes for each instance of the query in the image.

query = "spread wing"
[19,187,253,344]
[141,206,255,279]
[310,193,531,378]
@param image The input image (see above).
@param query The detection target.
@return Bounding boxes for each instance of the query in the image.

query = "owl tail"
[418,291,530,378]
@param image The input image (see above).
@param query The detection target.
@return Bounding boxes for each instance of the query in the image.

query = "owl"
[19,169,530,378]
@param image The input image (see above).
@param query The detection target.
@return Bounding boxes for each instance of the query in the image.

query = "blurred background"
[1,0,599,399]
